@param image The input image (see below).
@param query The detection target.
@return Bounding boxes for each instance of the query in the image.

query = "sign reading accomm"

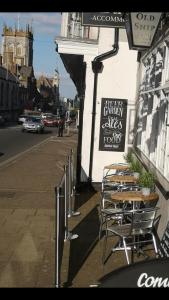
[82,12,125,28]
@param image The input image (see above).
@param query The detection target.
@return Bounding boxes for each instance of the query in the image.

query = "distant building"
[1,24,37,110]
[1,24,33,69]
[0,65,21,121]
[36,73,59,112]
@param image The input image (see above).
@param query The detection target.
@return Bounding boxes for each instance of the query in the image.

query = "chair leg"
[102,230,108,264]
[152,233,158,255]
[99,218,104,240]
[123,237,130,265]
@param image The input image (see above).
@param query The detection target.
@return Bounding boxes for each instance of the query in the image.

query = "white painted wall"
[56,16,138,183]
[81,28,138,182]
[81,57,95,181]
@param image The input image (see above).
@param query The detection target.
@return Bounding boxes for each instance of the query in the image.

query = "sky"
[0,12,77,99]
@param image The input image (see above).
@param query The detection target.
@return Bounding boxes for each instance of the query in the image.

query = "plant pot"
[133,172,140,179]
[142,187,150,196]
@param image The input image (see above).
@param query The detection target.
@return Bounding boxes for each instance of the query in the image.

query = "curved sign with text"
[99,98,127,152]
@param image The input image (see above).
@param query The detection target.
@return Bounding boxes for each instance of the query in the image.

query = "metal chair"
[102,207,159,265]
[99,184,141,240]
[102,163,130,192]
[99,190,126,240]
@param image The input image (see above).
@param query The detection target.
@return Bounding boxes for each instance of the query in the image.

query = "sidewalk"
[0,128,78,287]
[0,127,155,287]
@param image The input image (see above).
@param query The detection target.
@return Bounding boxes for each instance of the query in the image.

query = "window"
[163,41,169,83]
[7,43,14,52]
[16,45,22,56]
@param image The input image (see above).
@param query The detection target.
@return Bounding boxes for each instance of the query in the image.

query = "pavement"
[0,125,155,288]
[0,127,78,287]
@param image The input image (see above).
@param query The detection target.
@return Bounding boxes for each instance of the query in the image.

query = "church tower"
[1,23,33,73]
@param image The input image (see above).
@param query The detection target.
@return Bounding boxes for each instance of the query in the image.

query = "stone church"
[1,24,37,111]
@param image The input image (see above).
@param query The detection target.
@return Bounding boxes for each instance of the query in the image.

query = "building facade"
[1,24,37,112]
[55,12,138,184]
[1,24,33,70]
[0,65,20,121]
[134,15,169,238]
[36,73,60,113]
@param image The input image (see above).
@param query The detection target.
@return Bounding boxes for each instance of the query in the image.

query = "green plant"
[139,171,155,188]
[123,150,133,164]
[129,159,142,174]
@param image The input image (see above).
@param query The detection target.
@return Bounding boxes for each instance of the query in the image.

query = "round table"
[111,191,159,202]
[104,164,129,171]
[111,191,159,210]
[105,175,138,184]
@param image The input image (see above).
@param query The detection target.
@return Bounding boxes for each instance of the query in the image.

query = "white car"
[41,113,53,120]
[22,116,44,133]
[0,115,5,126]
[18,115,28,124]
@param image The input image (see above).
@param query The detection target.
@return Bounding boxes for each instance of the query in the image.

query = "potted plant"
[139,171,155,196]
[129,159,142,179]
[123,150,133,164]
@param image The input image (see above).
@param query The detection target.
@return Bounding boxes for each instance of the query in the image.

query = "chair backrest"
[131,207,159,235]
[118,184,141,192]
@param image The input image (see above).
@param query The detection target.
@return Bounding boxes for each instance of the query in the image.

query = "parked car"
[18,114,28,124]
[0,115,5,126]
[41,113,54,120]
[22,116,44,133]
[43,116,58,127]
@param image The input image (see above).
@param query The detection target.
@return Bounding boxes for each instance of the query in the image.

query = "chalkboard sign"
[158,221,169,258]
[99,98,127,152]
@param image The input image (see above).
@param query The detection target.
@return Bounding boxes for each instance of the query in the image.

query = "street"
[0,124,58,163]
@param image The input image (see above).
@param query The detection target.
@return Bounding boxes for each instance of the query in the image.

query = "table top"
[105,175,138,184]
[104,164,129,170]
[111,191,159,202]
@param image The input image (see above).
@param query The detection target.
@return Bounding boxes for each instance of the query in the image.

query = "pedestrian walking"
[58,118,64,137]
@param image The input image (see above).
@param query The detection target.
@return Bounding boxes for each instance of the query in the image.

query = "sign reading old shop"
[99,98,127,152]
[82,12,125,28]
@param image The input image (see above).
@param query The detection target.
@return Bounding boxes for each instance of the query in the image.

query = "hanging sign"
[99,98,127,152]
[82,12,125,28]
[125,12,162,50]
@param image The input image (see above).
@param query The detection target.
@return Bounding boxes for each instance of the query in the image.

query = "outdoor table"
[111,191,159,208]
[105,175,138,184]
[104,164,129,171]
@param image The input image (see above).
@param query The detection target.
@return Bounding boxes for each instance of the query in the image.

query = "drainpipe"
[88,28,119,183]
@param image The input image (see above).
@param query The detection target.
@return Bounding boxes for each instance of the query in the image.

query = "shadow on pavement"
[74,184,96,211]
[64,205,100,287]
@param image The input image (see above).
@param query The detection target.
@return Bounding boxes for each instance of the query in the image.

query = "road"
[0,124,58,163]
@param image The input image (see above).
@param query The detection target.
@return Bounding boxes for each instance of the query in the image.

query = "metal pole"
[65,161,79,240]
[64,165,69,241]
[68,150,80,217]
[55,186,60,288]
[68,154,72,217]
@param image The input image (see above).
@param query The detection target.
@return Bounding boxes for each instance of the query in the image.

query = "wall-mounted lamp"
[124,12,162,50]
